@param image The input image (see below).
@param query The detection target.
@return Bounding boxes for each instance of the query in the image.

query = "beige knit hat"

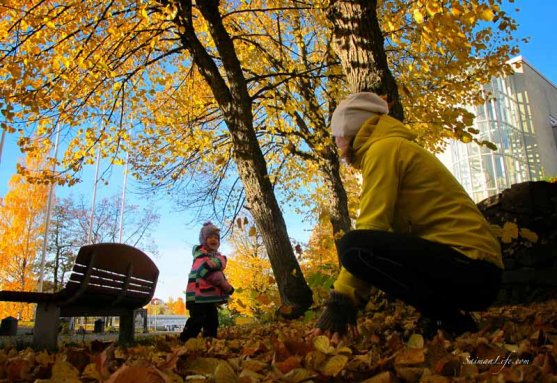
[199,221,220,245]
[330,92,389,138]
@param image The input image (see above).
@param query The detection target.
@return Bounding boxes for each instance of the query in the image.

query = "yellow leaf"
[413,9,424,24]
[407,333,424,349]
[82,363,102,381]
[320,355,349,376]
[184,338,207,353]
[501,221,519,244]
[49,358,81,383]
[337,346,352,355]
[235,316,254,325]
[313,336,335,354]
[479,8,495,21]
[519,228,538,243]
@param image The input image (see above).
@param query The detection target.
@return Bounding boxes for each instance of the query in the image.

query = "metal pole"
[0,129,6,165]
[118,145,129,243]
[38,124,61,292]
[88,148,101,244]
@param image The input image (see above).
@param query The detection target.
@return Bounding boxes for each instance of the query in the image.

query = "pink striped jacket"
[185,245,231,304]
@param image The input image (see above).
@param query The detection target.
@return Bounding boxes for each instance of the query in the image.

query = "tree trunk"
[321,146,352,250]
[328,0,404,121]
[175,0,313,317]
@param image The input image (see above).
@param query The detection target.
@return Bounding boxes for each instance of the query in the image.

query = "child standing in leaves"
[180,222,234,342]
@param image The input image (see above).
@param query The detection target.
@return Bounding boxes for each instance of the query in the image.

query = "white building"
[440,56,557,202]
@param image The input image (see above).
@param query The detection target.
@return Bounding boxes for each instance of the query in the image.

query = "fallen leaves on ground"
[1,300,557,382]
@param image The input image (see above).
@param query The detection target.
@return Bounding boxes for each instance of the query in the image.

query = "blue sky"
[1,0,555,301]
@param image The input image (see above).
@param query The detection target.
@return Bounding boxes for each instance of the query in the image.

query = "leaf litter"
[0,299,556,382]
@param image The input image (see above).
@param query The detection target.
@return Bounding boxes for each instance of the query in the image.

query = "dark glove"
[315,291,357,335]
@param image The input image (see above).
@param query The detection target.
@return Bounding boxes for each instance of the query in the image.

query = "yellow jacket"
[333,115,503,305]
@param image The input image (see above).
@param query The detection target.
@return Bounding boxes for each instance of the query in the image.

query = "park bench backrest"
[64,243,159,309]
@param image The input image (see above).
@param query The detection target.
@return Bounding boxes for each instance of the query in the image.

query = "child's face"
[205,234,220,251]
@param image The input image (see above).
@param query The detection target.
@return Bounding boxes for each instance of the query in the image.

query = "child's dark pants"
[180,302,219,341]
[338,230,502,320]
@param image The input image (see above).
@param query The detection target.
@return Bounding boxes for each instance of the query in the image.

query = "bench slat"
[67,274,153,293]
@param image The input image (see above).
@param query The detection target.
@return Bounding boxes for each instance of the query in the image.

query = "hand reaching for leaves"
[310,291,359,344]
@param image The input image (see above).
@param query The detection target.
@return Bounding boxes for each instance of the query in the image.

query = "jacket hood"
[352,115,417,168]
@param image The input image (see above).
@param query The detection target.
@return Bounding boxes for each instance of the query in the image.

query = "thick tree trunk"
[176,0,312,316]
[328,0,404,121]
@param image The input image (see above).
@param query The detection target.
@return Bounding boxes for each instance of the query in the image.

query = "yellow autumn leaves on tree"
[0,153,49,320]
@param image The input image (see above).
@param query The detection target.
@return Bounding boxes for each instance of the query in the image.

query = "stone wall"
[477,181,557,304]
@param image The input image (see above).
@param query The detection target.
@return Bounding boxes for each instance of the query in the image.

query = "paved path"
[0,327,179,349]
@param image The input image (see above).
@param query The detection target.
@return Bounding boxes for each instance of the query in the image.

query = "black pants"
[180,302,219,341]
[338,230,502,319]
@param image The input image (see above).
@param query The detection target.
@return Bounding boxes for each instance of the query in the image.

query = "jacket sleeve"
[332,138,404,306]
[217,254,227,270]
[355,138,403,231]
[205,270,226,287]
[333,267,372,307]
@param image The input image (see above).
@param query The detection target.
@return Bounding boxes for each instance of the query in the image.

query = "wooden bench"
[0,243,159,350]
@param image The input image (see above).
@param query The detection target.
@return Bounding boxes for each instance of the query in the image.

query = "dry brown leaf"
[214,360,239,383]
[242,358,268,373]
[34,350,52,367]
[6,357,33,382]
[275,355,301,374]
[433,355,461,376]
[105,363,169,383]
[394,348,425,366]
[395,366,425,382]
[156,350,180,371]
[238,368,265,383]
[281,367,317,383]
[241,340,266,357]
[182,357,221,375]
[66,347,91,373]
[361,370,398,383]
[82,363,102,381]
[272,339,292,362]
[96,342,116,379]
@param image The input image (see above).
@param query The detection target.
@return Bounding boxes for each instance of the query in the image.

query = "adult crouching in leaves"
[312,92,503,343]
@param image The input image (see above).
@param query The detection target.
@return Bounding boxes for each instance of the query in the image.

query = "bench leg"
[33,302,60,351]
[118,310,134,346]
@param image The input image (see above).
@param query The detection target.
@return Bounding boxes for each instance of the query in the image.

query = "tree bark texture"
[321,146,352,249]
[328,0,404,121]
[175,0,313,315]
